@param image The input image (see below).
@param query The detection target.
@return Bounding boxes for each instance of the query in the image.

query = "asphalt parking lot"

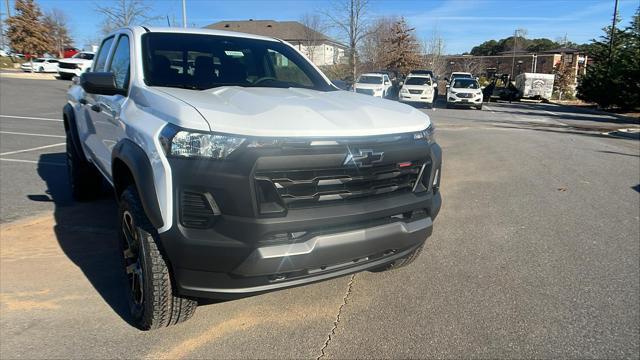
[1,75,639,359]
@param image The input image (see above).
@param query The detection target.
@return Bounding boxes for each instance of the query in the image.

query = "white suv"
[353,73,393,98]
[399,75,436,107]
[63,27,442,330]
[57,51,95,79]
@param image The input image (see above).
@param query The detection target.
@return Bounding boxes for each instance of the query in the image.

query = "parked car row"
[348,69,483,110]
[19,51,95,80]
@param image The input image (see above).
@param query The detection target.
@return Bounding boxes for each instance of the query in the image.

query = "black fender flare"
[62,103,86,162]
[112,139,165,229]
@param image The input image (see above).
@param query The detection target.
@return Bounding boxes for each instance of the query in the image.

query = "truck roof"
[123,26,281,43]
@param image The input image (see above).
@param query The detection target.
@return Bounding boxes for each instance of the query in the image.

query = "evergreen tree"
[577,8,639,110]
[6,0,51,71]
[382,17,422,76]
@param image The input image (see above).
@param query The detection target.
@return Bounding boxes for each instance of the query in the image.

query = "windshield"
[73,53,94,60]
[357,75,383,84]
[452,79,479,89]
[410,70,433,77]
[405,77,431,86]
[141,33,334,91]
[32,59,45,63]
[451,73,472,79]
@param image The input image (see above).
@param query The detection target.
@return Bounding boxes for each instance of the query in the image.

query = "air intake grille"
[180,191,219,228]
[255,161,426,209]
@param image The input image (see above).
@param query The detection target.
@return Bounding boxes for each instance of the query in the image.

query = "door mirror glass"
[80,72,122,95]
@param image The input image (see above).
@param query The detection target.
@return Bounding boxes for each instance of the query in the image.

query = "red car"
[62,47,79,58]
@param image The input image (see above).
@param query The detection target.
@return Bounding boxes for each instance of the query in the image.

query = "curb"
[0,72,58,81]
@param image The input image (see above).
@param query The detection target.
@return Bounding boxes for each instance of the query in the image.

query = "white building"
[206,20,347,66]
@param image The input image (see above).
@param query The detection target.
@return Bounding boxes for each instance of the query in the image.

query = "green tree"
[470,39,502,55]
[6,0,51,72]
[577,9,639,110]
[381,17,422,76]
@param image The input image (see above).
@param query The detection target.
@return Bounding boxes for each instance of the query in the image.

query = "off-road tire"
[369,244,424,272]
[66,132,102,201]
[38,66,44,73]
[477,104,483,110]
[119,186,197,330]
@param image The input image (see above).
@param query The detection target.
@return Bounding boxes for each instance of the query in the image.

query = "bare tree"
[359,16,396,72]
[422,29,447,77]
[95,0,159,34]
[324,0,372,82]
[43,8,72,58]
[300,13,326,63]
[460,56,482,74]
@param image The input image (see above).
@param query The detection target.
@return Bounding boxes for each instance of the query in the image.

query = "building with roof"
[205,20,347,66]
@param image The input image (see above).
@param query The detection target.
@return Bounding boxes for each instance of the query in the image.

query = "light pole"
[182,0,187,28]
[608,0,619,64]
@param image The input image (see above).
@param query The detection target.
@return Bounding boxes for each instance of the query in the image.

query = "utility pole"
[510,29,518,79]
[608,0,619,63]
[182,0,187,28]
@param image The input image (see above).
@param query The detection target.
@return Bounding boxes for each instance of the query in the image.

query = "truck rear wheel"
[66,132,102,201]
[119,186,197,330]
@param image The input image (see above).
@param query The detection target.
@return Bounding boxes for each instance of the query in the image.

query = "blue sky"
[13,0,640,54]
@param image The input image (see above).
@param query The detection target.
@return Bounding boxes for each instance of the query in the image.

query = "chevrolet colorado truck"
[63,27,442,330]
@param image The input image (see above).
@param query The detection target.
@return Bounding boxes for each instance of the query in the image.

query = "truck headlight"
[413,124,435,143]
[160,125,245,159]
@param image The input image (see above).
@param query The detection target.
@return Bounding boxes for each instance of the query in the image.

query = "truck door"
[90,33,131,180]
[82,35,115,176]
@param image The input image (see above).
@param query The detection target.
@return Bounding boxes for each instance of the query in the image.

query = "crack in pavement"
[317,274,356,360]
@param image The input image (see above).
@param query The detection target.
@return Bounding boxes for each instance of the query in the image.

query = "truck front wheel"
[119,186,197,330]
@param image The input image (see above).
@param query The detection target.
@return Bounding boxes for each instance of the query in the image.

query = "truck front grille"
[408,89,423,95]
[58,62,77,69]
[355,88,374,95]
[255,161,426,209]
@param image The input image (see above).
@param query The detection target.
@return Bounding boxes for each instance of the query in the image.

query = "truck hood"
[157,86,431,137]
[354,83,385,90]
[59,58,92,65]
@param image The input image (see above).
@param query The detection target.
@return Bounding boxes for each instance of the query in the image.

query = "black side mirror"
[444,77,449,82]
[80,72,122,95]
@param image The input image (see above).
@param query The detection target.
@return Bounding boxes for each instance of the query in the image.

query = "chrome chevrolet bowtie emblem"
[343,149,384,167]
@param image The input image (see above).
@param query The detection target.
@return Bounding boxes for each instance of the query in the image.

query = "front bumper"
[160,139,442,298]
[57,68,82,76]
[447,95,482,105]
[400,93,433,103]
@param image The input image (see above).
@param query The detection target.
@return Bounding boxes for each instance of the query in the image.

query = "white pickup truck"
[63,26,442,330]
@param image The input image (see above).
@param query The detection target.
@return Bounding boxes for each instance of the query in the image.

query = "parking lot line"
[0,143,65,156]
[0,114,63,122]
[0,157,66,166]
[0,131,65,138]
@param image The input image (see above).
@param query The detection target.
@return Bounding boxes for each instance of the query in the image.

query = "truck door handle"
[90,104,101,112]
[79,99,87,105]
